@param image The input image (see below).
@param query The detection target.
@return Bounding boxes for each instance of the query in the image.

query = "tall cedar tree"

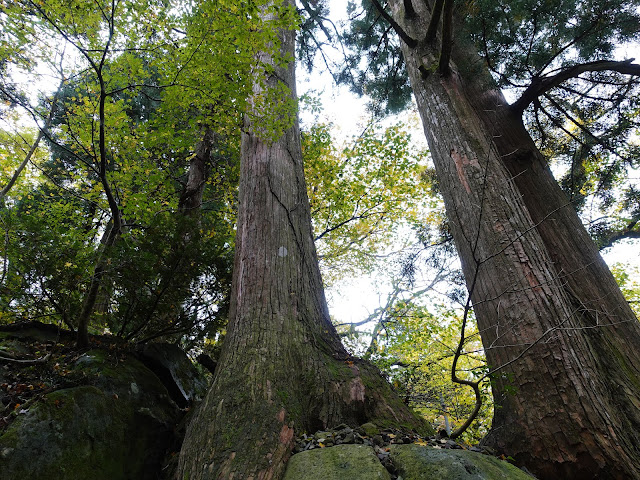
[176,2,429,479]
[346,0,640,478]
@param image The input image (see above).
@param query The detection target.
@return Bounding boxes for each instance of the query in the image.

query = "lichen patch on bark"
[266,380,273,403]
[450,148,479,194]
[349,377,366,403]
[279,424,294,444]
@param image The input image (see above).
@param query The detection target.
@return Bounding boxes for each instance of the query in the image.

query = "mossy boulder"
[0,385,174,479]
[283,445,391,480]
[388,444,533,479]
[73,349,178,420]
[0,325,207,480]
[360,422,380,436]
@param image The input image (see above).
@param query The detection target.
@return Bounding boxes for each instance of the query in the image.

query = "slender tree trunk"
[178,128,214,216]
[176,4,428,479]
[0,84,62,203]
[388,1,640,478]
[76,219,119,347]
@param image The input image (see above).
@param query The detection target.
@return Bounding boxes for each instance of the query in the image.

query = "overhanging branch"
[438,0,454,75]
[512,59,640,114]
[598,216,640,250]
[370,0,418,48]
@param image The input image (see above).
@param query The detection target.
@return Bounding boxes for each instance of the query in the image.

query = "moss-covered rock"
[360,422,380,436]
[388,444,533,479]
[283,445,391,480]
[73,349,178,421]
[0,385,174,479]
[0,325,207,480]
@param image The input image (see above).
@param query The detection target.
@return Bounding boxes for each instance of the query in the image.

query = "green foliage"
[342,300,492,443]
[0,187,93,327]
[464,0,640,85]
[302,118,431,284]
[338,1,412,115]
[611,263,640,318]
[0,0,302,344]
[463,0,640,248]
[341,0,640,251]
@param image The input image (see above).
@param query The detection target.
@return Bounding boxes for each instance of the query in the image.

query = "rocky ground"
[294,423,505,479]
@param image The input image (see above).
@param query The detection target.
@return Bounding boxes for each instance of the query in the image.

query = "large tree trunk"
[464,80,640,478]
[388,1,640,478]
[176,4,427,479]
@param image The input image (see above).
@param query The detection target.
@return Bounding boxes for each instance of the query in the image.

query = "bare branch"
[0,353,51,365]
[512,59,640,114]
[424,0,444,45]
[370,0,418,48]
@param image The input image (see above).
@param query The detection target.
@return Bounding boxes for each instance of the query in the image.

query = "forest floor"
[0,322,129,432]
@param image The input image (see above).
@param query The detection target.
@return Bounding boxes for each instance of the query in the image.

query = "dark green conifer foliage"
[342,0,640,248]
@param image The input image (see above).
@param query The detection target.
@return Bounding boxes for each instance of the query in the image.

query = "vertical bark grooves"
[176,3,427,479]
[450,26,640,479]
[388,1,640,478]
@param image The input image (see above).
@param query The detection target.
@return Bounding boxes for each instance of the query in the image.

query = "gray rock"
[284,445,391,480]
[343,432,355,443]
[137,342,208,407]
[389,445,534,479]
[360,422,380,436]
[314,430,332,442]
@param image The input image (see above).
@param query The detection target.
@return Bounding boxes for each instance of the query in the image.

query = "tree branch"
[512,58,640,114]
[403,0,416,18]
[370,0,418,48]
[438,0,454,75]
[0,353,51,365]
[424,0,444,45]
[299,0,333,41]
[598,216,640,250]
[0,81,64,202]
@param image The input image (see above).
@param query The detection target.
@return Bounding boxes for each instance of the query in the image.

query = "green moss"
[277,389,290,403]
[610,345,640,392]
[284,445,391,480]
[326,360,345,379]
[0,423,19,448]
[0,357,179,480]
[360,422,379,436]
[389,445,532,480]
[0,386,129,479]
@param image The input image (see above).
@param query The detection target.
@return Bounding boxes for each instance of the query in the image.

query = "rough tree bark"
[178,128,214,216]
[386,1,640,478]
[176,3,428,479]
